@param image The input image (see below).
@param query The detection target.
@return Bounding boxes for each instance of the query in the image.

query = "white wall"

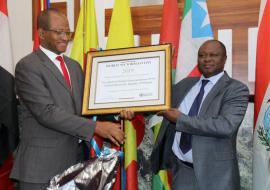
[8,0,32,65]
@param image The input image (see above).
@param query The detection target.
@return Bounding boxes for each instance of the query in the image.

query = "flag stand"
[120,119,126,190]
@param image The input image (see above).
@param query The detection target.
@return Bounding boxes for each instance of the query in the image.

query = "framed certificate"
[82,44,171,115]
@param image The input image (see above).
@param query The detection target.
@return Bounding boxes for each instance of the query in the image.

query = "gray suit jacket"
[10,49,96,183]
[151,72,249,190]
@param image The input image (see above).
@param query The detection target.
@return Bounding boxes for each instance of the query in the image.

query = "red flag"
[0,155,14,190]
[254,0,270,126]
[253,2,270,189]
[159,0,180,83]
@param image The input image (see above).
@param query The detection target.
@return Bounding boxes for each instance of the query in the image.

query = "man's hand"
[157,108,181,123]
[94,121,125,146]
[119,109,135,120]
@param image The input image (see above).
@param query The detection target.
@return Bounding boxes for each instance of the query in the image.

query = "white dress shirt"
[172,72,224,163]
[39,46,71,80]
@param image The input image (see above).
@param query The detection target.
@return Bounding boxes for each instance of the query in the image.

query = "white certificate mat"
[82,44,171,115]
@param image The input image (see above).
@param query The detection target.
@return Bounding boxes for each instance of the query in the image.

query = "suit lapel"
[36,49,71,93]
[199,72,231,114]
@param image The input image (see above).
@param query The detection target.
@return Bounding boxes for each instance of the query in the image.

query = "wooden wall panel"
[105,0,260,38]
[74,0,80,31]
[50,2,67,15]
[208,0,259,29]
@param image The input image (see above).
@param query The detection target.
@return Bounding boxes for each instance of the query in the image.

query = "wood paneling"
[105,0,259,36]
[105,0,260,93]
[105,4,183,36]
[208,0,259,29]
[50,2,67,15]
[32,0,39,39]
[74,0,80,31]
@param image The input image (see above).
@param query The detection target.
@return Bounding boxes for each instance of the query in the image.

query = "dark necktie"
[56,56,71,88]
[180,79,209,153]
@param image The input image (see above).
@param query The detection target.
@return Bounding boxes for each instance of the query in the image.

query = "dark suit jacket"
[10,49,96,183]
[151,72,249,190]
[0,66,19,166]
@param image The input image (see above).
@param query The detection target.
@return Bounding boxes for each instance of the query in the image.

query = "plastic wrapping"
[47,151,120,190]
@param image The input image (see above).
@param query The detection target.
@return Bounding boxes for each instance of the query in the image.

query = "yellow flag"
[106,0,134,49]
[70,0,98,70]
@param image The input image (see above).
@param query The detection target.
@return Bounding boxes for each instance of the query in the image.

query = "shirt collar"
[40,45,64,62]
[200,71,224,85]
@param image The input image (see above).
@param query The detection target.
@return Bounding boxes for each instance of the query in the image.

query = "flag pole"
[82,0,87,71]
[120,119,125,190]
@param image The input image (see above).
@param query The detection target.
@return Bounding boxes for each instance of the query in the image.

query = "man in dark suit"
[0,66,18,167]
[151,40,249,190]
[0,66,19,190]
[10,9,133,190]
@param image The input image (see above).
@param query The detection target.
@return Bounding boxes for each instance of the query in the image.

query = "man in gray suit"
[10,9,133,190]
[151,40,249,190]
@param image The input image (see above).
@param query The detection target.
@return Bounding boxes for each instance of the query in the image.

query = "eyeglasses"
[44,28,72,39]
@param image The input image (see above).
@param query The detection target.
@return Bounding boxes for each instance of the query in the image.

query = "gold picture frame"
[82,44,171,115]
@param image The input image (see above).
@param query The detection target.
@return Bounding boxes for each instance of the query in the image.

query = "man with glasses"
[10,8,133,190]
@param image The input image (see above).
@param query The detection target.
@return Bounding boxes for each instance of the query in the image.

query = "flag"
[254,0,270,126]
[0,155,14,190]
[106,0,134,50]
[159,0,180,83]
[70,0,98,70]
[175,0,213,83]
[0,0,14,75]
[253,86,270,189]
[151,0,180,189]
[0,1,19,190]
[33,0,50,50]
[106,1,144,189]
[253,0,270,189]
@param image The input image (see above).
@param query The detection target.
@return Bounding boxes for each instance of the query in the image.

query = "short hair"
[37,8,63,29]
[201,39,227,56]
